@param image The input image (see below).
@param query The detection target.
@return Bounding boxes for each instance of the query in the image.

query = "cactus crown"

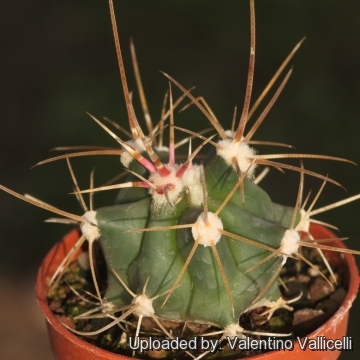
[1,0,360,358]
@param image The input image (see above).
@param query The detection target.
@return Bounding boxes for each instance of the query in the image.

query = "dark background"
[0,0,359,359]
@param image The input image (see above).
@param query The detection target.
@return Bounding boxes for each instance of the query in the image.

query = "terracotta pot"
[36,224,359,360]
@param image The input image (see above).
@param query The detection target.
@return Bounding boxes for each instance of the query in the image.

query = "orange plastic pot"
[36,224,359,360]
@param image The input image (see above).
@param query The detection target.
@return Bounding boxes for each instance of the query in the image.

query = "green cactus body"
[92,150,298,330]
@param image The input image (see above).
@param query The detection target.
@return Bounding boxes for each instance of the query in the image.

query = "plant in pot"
[1,0,359,359]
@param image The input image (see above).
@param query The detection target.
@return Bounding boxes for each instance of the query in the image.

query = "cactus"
[1,0,360,358]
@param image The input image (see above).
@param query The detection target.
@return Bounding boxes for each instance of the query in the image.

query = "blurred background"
[1,0,359,358]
